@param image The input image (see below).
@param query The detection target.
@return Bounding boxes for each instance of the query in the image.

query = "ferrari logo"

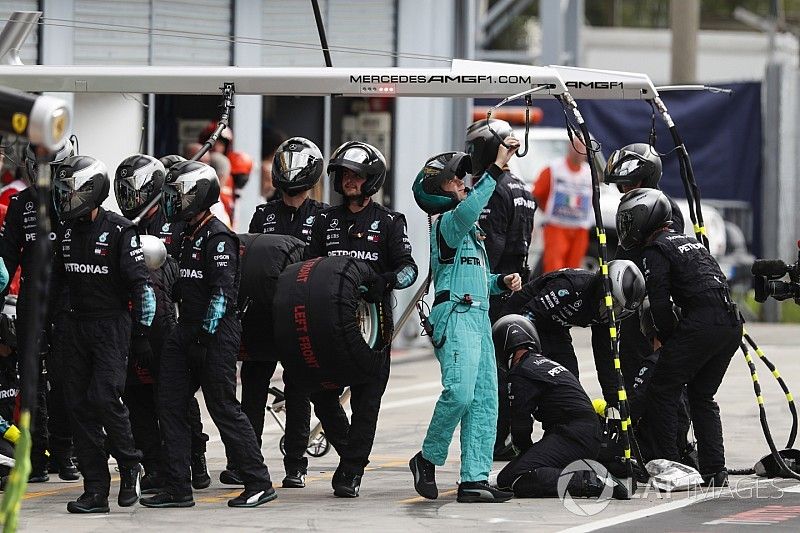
[11,113,27,134]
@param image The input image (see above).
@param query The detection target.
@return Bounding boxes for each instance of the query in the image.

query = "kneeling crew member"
[409,145,521,503]
[492,315,628,499]
[51,156,152,514]
[141,161,274,508]
[616,188,742,487]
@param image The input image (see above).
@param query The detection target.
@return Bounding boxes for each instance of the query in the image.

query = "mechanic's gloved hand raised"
[363,272,396,304]
[189,331,214,369]
[130,333,154,364]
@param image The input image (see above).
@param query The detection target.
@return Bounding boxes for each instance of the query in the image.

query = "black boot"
[140,472,166,494]
[332,468,362,498]
[67,492,109,514]
[228,486,277,508]
[282,471,306,489]
[140,491,195,508]
[701,470,729,488]
[409,451,437,499]
[457,480,513,503]
[54,456,80,481]
[575,471,630,500]
[493,442,519,461]
[191,453,211,490]
[118,464,142,507]
[28,466,49,483]
[219,468,244,485]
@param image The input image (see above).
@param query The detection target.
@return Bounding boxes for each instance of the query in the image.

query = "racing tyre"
[273,256,388,389]
[237,233,305,361]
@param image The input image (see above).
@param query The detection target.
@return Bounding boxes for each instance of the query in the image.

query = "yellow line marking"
[399,488,458,504]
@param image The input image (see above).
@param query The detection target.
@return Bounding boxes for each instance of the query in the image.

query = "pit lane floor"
[15,323,800,532]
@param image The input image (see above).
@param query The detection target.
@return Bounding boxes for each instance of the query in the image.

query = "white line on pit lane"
[557,478,768,533]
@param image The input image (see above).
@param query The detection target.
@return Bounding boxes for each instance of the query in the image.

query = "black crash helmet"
[272,137,325,196]
[605,143,662,192]
[114,154,167,219]
[52,155,110,220]
[616,188,672,250]
[491,314,542,372]
[328,141,387,197]
[24,138,75,189]
[464,118,513,176]
[162,160,220,223]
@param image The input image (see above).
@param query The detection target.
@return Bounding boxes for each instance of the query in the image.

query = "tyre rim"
[356,300,380,348]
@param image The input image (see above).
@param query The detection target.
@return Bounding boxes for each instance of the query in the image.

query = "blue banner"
[478,82,763,252]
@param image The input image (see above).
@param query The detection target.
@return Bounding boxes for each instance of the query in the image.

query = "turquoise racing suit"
[421,164,508,482]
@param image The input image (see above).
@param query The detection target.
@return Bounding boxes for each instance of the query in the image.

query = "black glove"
[363,272,396,304]
[188,331,214,369]
[130,334,154,364]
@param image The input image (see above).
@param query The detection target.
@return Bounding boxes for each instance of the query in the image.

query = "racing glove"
[130,333,154,365]
[188,331,214,369]
[0,258,8,293]
[363,272,396,304]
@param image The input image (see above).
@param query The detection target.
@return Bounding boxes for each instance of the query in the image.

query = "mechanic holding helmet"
[0,139,78,483]
[140,160,274,509]
[615,188,742,487]
[304,141,418,498]
[233,137,329,490]
[113,154,211,495]
[409,145,522,503]
[501,260,645,402]
[50,155,153,514]
[464,118,536,460]
[491,314,628,500]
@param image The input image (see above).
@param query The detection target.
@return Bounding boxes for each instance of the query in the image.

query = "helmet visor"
[605,149,655,184]
[163,183,181,221]
[616,209,637,250]
[53,175,94,218]
[274,151,317,182]
[115,176,156,214]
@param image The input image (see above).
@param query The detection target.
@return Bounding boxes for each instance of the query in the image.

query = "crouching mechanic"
[141,161,274,508]
[50,156,153,513]
[501,260,645,399]
[616,188,742,487]
[492,315,628,499]
[409,144,522,503]
[305,141,418,498]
